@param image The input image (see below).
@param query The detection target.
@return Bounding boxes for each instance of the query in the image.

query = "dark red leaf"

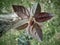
[34,12,53,22]
[30,20,34,26]
[12,5,30,19]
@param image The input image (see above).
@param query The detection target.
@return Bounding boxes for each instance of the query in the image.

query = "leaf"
[12,5,30,19]
[34,12,53,22]
[12,19,28,30]
[32,23,43,41]
[16,23,28,30]
[34,3,41,15]
[26,23,43,41]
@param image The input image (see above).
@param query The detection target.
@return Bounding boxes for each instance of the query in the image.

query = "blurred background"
[0,0,60,45]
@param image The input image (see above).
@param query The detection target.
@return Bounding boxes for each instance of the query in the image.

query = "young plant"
[0,3,52,41]
[12,3,53,41]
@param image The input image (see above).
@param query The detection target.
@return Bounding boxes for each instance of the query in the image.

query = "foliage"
[0,0,60,45]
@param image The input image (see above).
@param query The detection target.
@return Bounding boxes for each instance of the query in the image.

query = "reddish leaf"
[12,5,30,19]
[34,12,53,22]
[12,19,28,30]
[16,23,28,30]
[30,20,34,26]
[32,23,43,41]
[34,3,41,15]
[26,23,43,41]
